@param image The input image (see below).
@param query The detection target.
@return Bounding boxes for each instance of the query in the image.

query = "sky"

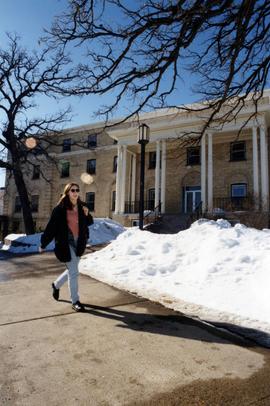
[0,0,197,188]
[0,1,110,187]
[0,0,102,125]
[2,218,270,348]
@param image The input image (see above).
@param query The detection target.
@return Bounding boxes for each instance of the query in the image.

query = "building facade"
[108,94,270,227]
[3,92,270,233]
[3,123,118,233]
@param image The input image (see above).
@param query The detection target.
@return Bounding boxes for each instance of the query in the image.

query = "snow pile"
[2,233,54,254]
[2,217,270,345]
[80,219,270,341]
[90,218,125,245]
[1,218,125,254]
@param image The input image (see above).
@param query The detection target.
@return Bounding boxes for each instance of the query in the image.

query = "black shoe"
[72,301,85,312]
[52,283,59,301]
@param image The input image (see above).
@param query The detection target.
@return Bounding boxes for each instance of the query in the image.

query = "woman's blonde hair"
[57,182,82,209]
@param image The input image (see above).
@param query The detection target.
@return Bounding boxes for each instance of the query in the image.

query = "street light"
[138,123,150,230]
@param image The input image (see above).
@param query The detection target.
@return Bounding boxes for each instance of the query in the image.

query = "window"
[149,152,156,169]
[31,195,39,212]
[187,147,200,166]
[231,183,247,198]
[88,134,97,148]
[113,139,118,145]
[61,161,70,178]
[112,191,116,211]
[132,220,139,227]
[87,159,96,175]
[230,141,246,161]
[86,192,95,211]
[113,156,118,172]
[148,188,155,210]
[14,196,21,213]
[32,165,40,180]
[62,138,72,152]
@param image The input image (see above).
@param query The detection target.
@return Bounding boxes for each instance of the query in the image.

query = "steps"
[144,213,192,234]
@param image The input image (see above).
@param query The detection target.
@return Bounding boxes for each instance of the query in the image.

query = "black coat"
[40,203,94,262]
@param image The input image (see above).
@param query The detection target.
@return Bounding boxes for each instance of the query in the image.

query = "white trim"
[131,153,136,202]
[252,126,259,209]
[45,90,270,139]
[207,133,213,212]
[115,145,122,214]
[260,124,269,210]
[120,145,127,213]
[201,134,206,212]
[155,141,161,208]
[161,140,166,213]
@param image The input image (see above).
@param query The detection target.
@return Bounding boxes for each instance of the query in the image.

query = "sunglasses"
[70,188,80,193]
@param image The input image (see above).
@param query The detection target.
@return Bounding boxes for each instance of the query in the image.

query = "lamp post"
[138,123,150,230]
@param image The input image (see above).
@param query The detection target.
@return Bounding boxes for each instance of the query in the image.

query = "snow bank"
[1,218,125,254]
[80,219,270,343]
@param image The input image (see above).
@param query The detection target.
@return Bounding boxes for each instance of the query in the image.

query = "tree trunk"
[13,168,35,235]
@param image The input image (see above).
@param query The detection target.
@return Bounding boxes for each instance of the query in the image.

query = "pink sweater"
[67,209,79,238]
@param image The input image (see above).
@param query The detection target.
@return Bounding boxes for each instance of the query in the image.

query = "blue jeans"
[54,244,80,304]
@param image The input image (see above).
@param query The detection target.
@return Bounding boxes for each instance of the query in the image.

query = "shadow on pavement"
[204,320,270,349]
[57,300,257,347]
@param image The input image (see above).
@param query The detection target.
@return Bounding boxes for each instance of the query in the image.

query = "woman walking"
[39,182,93,312]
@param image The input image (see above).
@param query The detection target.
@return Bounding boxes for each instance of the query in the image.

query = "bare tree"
[49,0,270,132]
[0,34,76,234]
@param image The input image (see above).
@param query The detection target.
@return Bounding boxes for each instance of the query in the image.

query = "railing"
[213,196,255,212]
[143,202,162,223]
[194,200,203,219]
[188,201,203,225]
[125,200,156,214]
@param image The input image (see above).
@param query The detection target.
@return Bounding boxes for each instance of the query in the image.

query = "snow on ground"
[1,218,125,254]
[79,219,270,346]
[2,217,270,346]
[90,218,125,245]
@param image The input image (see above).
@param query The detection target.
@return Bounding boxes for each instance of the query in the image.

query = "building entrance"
[184,186,201,213]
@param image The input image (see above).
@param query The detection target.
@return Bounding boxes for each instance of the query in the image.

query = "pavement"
[0,249,270,406]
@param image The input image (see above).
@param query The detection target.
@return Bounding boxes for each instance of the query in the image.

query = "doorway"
[184,186,201,213]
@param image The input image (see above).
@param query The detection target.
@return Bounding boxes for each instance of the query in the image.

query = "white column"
[127,151,131,202]
[207,132,213,212]
[131,153,136,202]
[260,124,269,211]
[155,141,161,208]
[120,145,127,213]
[252,126,259,210]
[201,134,206,212]
[115,145,122,214]
[161,140,166,213]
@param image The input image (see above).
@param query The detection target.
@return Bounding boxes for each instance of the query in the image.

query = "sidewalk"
[0,252,270,406]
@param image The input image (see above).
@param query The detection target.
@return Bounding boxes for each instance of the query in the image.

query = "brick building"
[3,123,118,233]
[108,93,270,227]
[3,92,270,233]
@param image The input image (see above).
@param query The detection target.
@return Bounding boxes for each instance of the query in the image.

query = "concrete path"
[0,251,270,406]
